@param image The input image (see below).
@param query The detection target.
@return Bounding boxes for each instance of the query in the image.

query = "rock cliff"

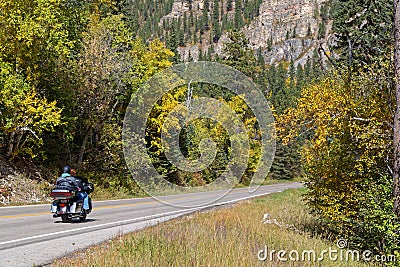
[164,0,332,67]
[243,0,331,66]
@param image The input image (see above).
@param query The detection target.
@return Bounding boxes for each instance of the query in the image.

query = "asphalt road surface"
[0,182,302,267]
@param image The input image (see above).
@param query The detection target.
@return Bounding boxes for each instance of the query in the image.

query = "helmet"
[62,166,71,174]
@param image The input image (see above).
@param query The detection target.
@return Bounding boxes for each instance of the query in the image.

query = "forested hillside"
[1,0,399,257]
[0,0,328,189]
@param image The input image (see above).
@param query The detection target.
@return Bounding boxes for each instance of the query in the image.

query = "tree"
[201,0,210,34]
[0,0,88,86]
[234,0,244,28]
[317,23,326,39]
[220,31,255,77]
[74,14,133,165]
[0,61,62,159]
[212,0,221,42]
[330,0,393,67]
[393,0,400,217]
[0,0,87,160]
[277,63,398,251]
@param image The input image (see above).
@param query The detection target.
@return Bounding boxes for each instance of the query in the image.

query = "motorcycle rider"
[70,168,93,212]
[56,166,91,214]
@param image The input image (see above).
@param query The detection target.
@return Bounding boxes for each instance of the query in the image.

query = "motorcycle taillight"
[60,203,66,207]
[50,190,74,199]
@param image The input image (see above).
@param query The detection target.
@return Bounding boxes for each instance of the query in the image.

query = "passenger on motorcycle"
[56,166,92,214]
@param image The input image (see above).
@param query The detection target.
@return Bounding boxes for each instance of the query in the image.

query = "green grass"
[53,188,375,267]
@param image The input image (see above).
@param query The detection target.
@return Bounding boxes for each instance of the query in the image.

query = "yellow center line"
[0,212,49,219]
[0,195,199,219]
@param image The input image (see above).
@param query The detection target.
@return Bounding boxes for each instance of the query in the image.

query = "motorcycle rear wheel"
[79,213,86,222]
[61,214,72,223]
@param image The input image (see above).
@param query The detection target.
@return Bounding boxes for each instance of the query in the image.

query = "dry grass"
[53,188,373,267]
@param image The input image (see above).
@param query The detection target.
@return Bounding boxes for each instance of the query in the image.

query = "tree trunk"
[78,126,92,165]
[6,131,15,158]
[393,0,400,217]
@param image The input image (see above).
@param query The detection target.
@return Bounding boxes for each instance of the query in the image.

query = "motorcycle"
[50,189,91,223]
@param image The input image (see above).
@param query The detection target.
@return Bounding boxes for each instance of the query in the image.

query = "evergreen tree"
[234,0,244,28]
[222,14,229,31]
[288,59,295,90]
[177,20,185,46]
[220,31,255,77]
[304,56,312,82]
[198,48,203,61]
[208,44,215,60]
[267,35,273,51]
[201,0,209,34]
[257,48,265,69]
[193,30,198,44]
[189,9,194,28]
[307,23,312,37]
[183,12,188,31]
[212,0,221,42]
[318,22,326,39]
[296,64,305,91]
[331,0,392,67]
[266,62,303,180]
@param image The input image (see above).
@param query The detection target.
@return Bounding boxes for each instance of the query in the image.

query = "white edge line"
[0,191,274,247]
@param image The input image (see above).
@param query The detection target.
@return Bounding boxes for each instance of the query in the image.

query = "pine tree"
[318,22,326,39]
[212,0,221,42]
[193,30,198,44]
[234,0,244,28]
[296,64,305,91]
[267,35,273,51]
[331,0,392,67]
[201,0,209,34]
[289,59,295,90]
[307,23,312,37]
[304,56,312,82]
[208,44,215,60]
[198,48,203,61]
[183,12,188,32]
[222,14,228,31]
[220,31,255,77]
[257,48,265,69]
[189,9,194,28]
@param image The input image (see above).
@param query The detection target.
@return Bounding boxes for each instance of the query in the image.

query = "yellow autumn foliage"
[277,63,394,241]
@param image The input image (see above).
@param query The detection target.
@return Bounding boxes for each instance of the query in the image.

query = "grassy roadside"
[53,188,373,267]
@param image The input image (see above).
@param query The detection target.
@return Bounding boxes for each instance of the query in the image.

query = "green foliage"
[234,0,244,28]
[317,22,326,39]
[0,0,86,82]
[330,0,393,67]
[211,0,221,43]
[220,31,256,77]
[0,61,62,158]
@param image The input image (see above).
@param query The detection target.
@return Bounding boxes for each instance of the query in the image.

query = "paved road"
[0,182,302,266]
